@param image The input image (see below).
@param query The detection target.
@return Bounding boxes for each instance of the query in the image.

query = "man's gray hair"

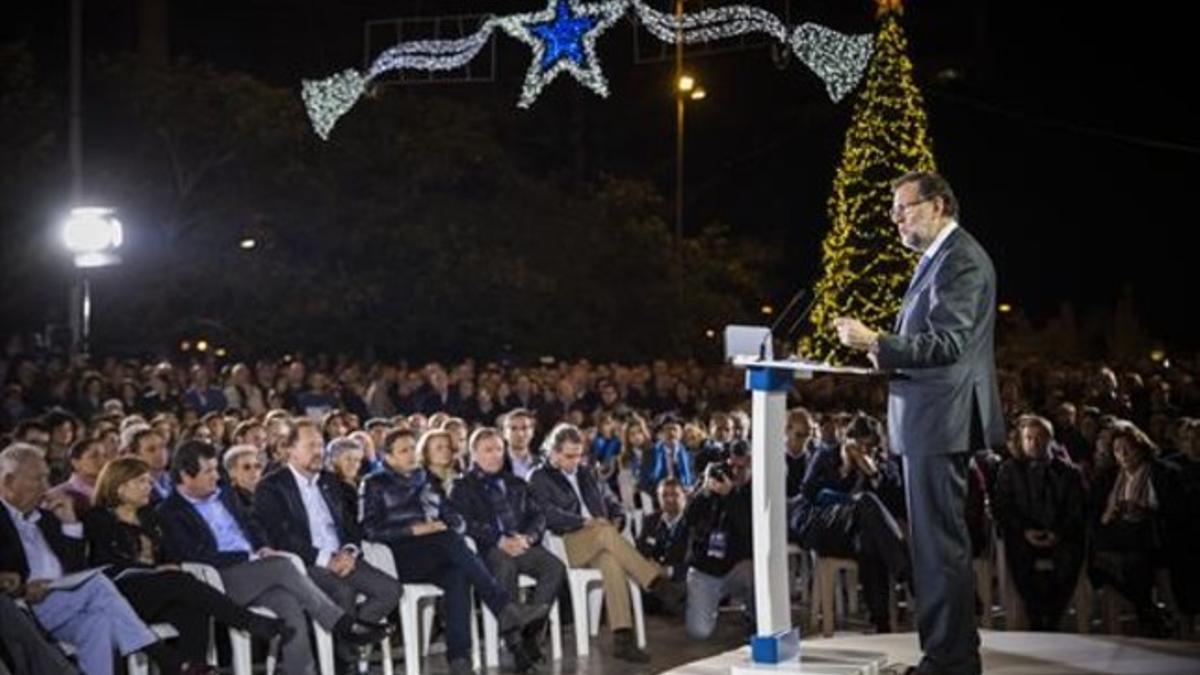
[0,443,46,481]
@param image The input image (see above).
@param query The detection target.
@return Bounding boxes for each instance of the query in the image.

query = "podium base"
[733,644,889,675]
[750,629,800,664]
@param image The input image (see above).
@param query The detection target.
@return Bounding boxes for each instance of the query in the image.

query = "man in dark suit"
[528,424,682,663]
[635,478,689,586]
[451,426,564,665]
[255,419,399,673]
[1,592,79,675]
[835,171,1005,675]
[1,443,172,675]
[158,440,386,675]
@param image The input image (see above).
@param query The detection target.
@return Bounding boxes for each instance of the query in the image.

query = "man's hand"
[832,317,881,354]
[42,493,77,524]
[498,535,530,557]
[850,444,879,477]
[411,520,448,536]
[839,444,857,476]
[328,551,357,577]
[24,579,51,604]
[0,572,21,596]
[704,475,733,496]
[257,547,285,558]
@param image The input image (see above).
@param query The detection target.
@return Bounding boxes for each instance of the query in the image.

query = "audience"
[1,349,1198,675]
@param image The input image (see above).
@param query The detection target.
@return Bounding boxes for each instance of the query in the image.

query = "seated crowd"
[1,352,1199,674]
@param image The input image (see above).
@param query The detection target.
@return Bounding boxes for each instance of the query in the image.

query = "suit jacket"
[992,455,1087,541]
[636,512,689,581]
[0,504,86,583]
[528,463,625,535]
[683,484,754,577]
[156,486,267,568]
[876,227,1006,455]
[450,468,547,550]
[254,466,362,566]
[83,506,179,572]
[360,466,464,544]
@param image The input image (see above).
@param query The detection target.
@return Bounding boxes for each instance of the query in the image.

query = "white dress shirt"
[1,497,82,581]
[287,464,343,567]
[562,469,594,520]
[920,220,959,265]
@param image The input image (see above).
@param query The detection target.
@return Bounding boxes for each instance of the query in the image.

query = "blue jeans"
[32,574,158,675]
[685,559,755,639]
[389,531,510,661]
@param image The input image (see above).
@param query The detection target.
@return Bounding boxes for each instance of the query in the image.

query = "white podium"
[730,356,885,674]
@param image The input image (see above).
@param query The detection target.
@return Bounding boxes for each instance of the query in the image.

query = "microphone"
[782,289,821,347]
[758,287,809,361]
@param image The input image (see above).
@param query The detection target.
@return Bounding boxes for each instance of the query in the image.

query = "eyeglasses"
[890,197,931,221]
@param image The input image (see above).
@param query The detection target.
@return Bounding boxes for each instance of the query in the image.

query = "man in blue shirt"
[158,441,388,675]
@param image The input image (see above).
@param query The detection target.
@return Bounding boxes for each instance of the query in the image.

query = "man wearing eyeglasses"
[833,171,1005,675]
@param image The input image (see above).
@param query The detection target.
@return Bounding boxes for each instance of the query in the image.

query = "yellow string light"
[875,0,905,18]
[801,14,934,365]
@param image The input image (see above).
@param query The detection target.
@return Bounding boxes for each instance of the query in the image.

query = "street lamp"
[62,206,122,354]
[675,72,705,242]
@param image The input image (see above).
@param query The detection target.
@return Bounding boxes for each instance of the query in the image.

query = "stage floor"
[662,630,1200,675]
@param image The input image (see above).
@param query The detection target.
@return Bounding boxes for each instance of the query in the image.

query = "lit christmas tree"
[801,0,936,364]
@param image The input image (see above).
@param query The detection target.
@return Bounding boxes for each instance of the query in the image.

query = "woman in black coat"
[788,414,910,633]
[1088,420,1183,636]
[85,457,290,673]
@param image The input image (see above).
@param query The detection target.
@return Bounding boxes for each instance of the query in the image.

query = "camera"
[705,461,732,483]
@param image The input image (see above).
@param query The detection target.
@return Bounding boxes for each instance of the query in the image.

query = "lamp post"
[673,2,706,242]
[674,0,684,242]
[62,207,122,354]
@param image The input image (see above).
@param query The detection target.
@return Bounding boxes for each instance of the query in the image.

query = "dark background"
[2,1,1193,359]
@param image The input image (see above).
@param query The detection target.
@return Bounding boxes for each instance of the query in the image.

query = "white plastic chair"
[26,595,179,675]
[786,542,810,603]
[480,573,563,668]
[180,561,284,675]
[125,623,181,675]
[808,552,860,637]
[362,541,479,675]
[181,555,335,675]
[543,533,645,658]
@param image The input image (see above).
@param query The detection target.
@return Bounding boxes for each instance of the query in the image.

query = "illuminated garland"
[301,0,875,139]
[628,1,873,103]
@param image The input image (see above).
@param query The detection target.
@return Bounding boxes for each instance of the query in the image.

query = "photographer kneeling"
[683,440,755,639]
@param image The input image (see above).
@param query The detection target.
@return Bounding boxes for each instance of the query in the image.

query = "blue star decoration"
[531,0,597,70]
[496,0,627,108]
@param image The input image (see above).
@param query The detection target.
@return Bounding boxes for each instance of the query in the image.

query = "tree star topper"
[496,0,627,108]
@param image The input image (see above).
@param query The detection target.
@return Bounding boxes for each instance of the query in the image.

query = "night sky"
[5,1,1194,350]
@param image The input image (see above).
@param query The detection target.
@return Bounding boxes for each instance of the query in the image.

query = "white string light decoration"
[301,1,875,139]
